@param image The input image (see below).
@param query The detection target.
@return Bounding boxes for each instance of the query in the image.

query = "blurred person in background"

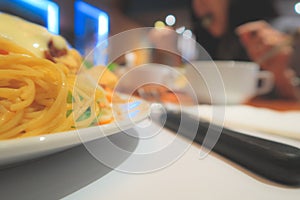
[191,0,300,100]
[190,0,278,61]
[237,21,300,100]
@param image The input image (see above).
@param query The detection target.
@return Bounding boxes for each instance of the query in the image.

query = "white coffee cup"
[184,61,274,104]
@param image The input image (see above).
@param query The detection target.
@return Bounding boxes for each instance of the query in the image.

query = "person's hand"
[236,21,299,100]
[236,20,292,72]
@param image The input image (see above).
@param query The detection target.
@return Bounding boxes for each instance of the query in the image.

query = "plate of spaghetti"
[0,13,150,166]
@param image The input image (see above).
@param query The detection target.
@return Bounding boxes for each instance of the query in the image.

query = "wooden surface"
[245,97,300,111]
[135,84,300,111]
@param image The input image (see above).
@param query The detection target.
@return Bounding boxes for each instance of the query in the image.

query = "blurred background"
[1,0,300,45]
[1,0,300,67]
[1,0,300,100]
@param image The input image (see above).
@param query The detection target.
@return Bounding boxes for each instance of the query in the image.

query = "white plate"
[0,97,150,166]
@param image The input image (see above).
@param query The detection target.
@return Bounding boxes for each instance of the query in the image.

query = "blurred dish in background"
[114,63,187,95]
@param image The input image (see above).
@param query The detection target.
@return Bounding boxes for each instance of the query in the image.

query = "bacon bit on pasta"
[44,39,67,62]
[98,118,113,125]
[0,49,9,55]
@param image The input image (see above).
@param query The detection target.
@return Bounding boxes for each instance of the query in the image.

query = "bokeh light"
[294,2,300,14]
[176,26,185,34]
[165,14,176,26]
[183,29,193,38]
[154,20,165,28]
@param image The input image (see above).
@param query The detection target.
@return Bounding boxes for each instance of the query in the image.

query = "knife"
[161,110,300,187]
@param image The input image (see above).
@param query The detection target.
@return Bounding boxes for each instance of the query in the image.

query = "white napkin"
[182,105,300,144]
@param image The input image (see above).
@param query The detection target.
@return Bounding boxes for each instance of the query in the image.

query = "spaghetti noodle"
[0,36,113,139]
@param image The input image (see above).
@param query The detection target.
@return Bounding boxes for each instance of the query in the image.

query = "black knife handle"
[162,110,300,187]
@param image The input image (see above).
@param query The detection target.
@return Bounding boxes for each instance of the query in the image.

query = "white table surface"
[0,118,299,200]
[62,121,300,200]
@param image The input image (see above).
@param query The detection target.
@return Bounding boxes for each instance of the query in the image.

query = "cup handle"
[256,71,274,95]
